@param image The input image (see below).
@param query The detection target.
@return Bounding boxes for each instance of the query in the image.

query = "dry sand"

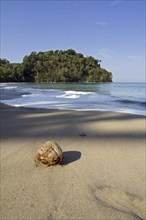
[0,106,146,220]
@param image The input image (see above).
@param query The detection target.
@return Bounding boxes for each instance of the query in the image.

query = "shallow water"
[0,82,145,115]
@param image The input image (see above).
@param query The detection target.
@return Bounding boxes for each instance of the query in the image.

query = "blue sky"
[1,0,145,82]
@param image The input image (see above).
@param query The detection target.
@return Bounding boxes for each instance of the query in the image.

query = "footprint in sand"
[93,185,145,220]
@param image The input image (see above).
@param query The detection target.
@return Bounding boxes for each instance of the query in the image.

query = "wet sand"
[0,106,146,220]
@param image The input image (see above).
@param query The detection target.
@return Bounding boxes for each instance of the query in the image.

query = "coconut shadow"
[61,151,81,165]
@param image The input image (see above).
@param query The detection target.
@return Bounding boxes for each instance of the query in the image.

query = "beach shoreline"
[1,82,145,116]
[0,106,146,219]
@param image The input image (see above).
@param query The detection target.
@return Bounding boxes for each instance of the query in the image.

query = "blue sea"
[0,82,145,115]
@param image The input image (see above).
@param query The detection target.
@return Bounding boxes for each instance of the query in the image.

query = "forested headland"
[0,49,112,83]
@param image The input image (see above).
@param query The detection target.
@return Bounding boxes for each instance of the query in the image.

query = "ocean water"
[0,82,145,115]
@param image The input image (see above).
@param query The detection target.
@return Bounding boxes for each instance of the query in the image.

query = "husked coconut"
[35,141,63,166]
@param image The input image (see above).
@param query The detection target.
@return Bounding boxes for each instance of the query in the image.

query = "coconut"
[34,141,63,166]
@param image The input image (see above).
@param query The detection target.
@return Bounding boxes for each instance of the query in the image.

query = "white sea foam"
[13,101,59,107]
[56,90,92,99]
[0,82,145,115]
[3,86,17,90]
[21,93,43,98]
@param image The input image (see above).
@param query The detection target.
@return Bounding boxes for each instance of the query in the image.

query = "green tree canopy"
[0,49,113,83]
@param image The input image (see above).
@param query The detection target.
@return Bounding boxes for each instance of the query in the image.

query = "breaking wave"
[0,82,145,115]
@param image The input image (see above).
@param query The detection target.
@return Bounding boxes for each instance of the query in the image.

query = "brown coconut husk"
[34,141,63,166]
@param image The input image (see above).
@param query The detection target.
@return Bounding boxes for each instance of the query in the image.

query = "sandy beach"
[0,106,146,220]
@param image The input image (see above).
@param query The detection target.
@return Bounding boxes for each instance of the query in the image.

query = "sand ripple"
[93,185,145,220]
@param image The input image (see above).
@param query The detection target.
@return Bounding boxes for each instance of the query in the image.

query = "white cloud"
[110,0,123,6]
[96,21,109,26]
[127,55,143,63]
[98,48,113,59]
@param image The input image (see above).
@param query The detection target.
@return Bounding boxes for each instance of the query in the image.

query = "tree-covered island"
[0,49,112,83]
